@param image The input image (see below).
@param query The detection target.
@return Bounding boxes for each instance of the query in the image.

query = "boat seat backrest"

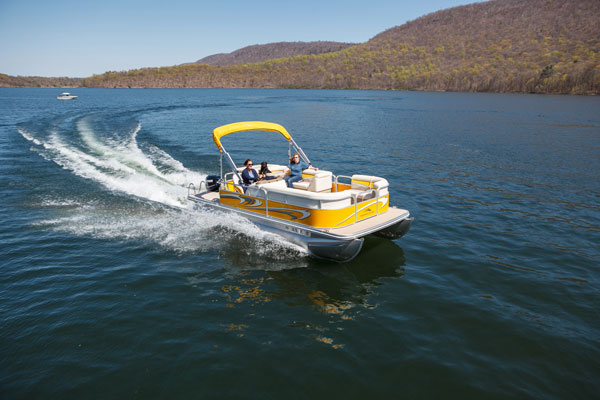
[301,169,317,178]
[294,170,332,192]
[261,184,353,210]
[347,189,376,202]
[310,171,333,192]
[373,179,389,190]
[349,175,389,198]
[351,174,389,190]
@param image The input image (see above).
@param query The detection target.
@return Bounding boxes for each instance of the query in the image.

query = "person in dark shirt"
[241,159,259,187]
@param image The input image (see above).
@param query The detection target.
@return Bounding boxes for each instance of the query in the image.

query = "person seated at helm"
[241,159,259,188]
[284,153,317,188]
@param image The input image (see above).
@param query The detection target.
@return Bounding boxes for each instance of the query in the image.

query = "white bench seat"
[292,170,333,192]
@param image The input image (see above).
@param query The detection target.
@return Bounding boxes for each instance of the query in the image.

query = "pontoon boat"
[188,121,412,262]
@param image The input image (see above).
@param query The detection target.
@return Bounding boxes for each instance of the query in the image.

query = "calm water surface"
[1,88,599,399]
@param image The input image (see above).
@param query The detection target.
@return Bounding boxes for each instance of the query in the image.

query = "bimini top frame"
[212,121,311,182]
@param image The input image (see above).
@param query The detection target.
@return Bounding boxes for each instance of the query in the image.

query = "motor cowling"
[206,175,221,192]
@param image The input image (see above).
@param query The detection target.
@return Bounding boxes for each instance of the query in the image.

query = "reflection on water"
[345,236,407,282]
[215,236,407,348]
[221,275,272,306]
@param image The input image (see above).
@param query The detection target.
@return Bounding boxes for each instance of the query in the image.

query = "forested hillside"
[2,0,598,94]
[193,41,355,66]
[0,73,81,88]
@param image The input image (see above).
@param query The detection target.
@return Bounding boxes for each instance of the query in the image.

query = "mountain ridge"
[192,41,356,66]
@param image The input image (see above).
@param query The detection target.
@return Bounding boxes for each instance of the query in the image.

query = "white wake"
[20,116,202,207]
[19,115,308,262]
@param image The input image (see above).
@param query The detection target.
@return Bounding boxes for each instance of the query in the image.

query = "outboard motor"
[206,175,221,192]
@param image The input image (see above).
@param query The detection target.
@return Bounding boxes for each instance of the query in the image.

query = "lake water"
[1,88,598,399]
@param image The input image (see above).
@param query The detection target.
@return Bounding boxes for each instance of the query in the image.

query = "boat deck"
[196,191,220,202]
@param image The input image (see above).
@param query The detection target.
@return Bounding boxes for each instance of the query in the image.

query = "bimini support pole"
[290,138,311,165]
[220,147,243,184]
[219,152,223,180]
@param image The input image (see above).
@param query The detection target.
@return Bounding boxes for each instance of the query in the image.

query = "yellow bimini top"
[212,121,292,152]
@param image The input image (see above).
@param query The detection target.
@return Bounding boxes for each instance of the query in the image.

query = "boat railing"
[188,180,209,196]
[224,171,246,193]
[222,173,270,216]
[352,192,358,222]
[255,185,269,217]
[219,171,385,224]
[335,174,384,221]
[334,174,373,195]
[334,174,351,192]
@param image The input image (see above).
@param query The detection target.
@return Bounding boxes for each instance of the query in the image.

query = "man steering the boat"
[285,153,318,188]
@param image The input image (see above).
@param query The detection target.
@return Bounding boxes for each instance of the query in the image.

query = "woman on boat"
[241,159,259,188]
[285,153,317,188]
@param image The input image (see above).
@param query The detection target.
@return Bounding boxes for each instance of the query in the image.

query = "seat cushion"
[292,181,311,190]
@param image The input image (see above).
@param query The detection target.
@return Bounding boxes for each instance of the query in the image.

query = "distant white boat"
[57,92,77,100]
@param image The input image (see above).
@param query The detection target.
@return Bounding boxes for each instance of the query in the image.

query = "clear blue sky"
[0,0,480,77]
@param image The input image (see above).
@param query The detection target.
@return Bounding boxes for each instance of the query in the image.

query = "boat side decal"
[220,193,263,207]
[266,208,312,221]
[334,197,388,227]
[219,191,389,228]
[220,193,311,221]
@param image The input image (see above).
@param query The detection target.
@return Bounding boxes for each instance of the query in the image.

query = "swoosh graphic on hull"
[334,197,388,227]
[220,194,311,220]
